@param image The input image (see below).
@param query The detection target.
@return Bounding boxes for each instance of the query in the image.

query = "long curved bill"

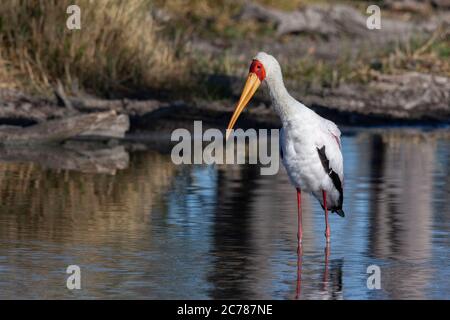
[226,72,261,140]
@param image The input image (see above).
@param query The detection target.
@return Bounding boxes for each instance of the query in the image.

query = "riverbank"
[1,71,449,138]
[0,1,449,136]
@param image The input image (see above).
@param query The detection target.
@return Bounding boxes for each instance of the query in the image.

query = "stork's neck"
[265,71,304,124]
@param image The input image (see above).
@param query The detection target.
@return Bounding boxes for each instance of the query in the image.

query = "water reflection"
[0,129,448,299]
[0,142,129,174]
[367,132,434,262]
[295,245,344,300]
[208,164,260,299]
[365,132,439,299]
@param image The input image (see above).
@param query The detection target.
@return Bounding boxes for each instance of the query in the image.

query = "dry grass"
[285,28,450,92]
[0,0,188,96]
[0,51,18,89]
[257,0,322,11]
[380,29,450,77]
[0,0,448,100]
[153,0,253,39]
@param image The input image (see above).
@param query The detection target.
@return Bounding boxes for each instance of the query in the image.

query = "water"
[0,128,449,299]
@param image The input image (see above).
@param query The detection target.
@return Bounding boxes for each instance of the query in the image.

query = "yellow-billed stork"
[226,52,345,244]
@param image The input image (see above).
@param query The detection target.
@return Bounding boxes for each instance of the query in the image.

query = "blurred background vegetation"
[0,0,448,100]
[0,0,187,96]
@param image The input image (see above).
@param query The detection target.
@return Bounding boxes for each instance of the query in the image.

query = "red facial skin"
[249,59,266,81]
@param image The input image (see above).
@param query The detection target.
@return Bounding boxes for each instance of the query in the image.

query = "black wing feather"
[317,146,344,217]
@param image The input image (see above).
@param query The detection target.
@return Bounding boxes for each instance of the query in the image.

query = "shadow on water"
[208,164,261,299]
[0,128,448,299]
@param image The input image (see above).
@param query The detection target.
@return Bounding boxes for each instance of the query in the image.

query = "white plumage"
[227,52,345,243]
[255,52,344,215]
[280,111,344,212]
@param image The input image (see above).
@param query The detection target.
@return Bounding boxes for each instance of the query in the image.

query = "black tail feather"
[333,208,345,217]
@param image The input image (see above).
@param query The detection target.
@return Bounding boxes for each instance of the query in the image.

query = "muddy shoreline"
[1,79,448,138]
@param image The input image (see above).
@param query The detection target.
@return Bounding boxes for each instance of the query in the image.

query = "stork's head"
[226,52,280,138]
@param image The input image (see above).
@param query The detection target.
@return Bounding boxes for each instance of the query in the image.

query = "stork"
[226,52,345,244]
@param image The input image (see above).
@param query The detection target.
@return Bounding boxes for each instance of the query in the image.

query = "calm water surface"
[0,128,449,299]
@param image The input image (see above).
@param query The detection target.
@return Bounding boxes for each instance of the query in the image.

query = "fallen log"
[303,72,450,122]
[78,113,130,138]
[0,88,168,126]
[0,110,129,145]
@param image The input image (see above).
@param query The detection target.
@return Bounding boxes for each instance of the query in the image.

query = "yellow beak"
[226,72,261,140]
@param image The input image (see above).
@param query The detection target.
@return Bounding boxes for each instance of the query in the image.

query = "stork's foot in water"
[297,242,302,255]
[297,225,303,245]
[325,228,331,242]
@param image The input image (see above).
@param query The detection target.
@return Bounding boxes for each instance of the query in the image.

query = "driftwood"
[0,110,129,145]
[239,3,448,38]
[0,88,167,126]
[0,89,69,124]
[0,143,129,174]
[78,113,130,138]
[304,72,450,122]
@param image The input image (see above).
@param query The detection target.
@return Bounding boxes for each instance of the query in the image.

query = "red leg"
[296,188,303,245]
[322,190,330,242]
